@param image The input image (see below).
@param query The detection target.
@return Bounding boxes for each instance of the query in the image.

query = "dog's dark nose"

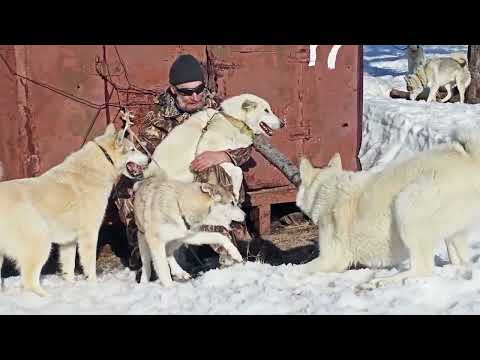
[279,118,286,128]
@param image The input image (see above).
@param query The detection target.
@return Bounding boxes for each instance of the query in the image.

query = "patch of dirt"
[97,244,126,274]
[238,211,319,266]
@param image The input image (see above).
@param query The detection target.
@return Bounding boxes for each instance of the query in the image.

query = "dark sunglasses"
[175,83,205,96]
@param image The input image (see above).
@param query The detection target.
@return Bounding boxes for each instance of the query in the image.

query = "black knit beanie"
[169,54,205,86]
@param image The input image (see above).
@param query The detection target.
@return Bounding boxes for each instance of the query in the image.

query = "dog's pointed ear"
[105,123,116,136]
[328,152,342,170]
[241,99,258,112]
[299,157,314,184]
[200,183,213,194]
[200,183,221,201]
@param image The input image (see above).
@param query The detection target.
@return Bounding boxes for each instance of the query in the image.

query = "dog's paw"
[231,252,243,263]
[172,270,192,281]
[366,278,384,289]
[224,247,243,263]
[219,255,236,268]
[31,287,50,298]
[62,272,75,283]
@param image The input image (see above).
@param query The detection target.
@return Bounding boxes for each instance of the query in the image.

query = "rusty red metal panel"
[302,45,362,171]
[0,45,28,180]
[20,45,107,176]
[104,45,206,91]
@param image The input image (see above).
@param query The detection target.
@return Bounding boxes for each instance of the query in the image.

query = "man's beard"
[176,97,205,113]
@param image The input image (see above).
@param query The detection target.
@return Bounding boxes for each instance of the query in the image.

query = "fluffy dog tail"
[454,128,480,159]
[450,52,468,67]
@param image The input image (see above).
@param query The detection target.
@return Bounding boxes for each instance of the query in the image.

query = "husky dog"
[134,168,245,287]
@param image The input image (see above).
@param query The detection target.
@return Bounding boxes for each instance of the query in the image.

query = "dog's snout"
[279,118,286,128]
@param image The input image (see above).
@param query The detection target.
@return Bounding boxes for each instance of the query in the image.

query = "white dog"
[296,128,480,287]
[408,55,471,103]
[0,124,149,296]
[406,45,426,74]
[133,167,245,287]
[143,93,285,201]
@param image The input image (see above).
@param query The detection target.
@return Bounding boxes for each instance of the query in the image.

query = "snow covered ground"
[4,259,480,315]
[3,45,480,315]
[361,45,480,170]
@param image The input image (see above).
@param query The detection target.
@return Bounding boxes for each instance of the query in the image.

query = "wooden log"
[252,135,301,188]
[389,89,410,99]
[389,87,460,102]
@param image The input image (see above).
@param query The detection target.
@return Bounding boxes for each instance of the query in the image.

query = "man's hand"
[190,151,231,173]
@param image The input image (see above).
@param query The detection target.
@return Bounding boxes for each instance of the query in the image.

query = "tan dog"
[0,124,148,296]
[407,55,471,103]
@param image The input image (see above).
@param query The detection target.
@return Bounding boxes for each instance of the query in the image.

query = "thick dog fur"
[0,124,148,296]
[144,94,284,200]
[296,129,480,287]
[133,167,245,287]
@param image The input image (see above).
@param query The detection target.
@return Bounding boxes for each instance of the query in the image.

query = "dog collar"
[218,111,255,140]
[94,142,115,167]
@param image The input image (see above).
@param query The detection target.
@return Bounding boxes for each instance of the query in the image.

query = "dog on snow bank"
[133,167,245,287]
[0,124,149,296]
[406,53,471,103]
[296,129,480,287]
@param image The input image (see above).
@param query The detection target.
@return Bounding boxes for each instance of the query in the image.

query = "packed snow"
[3,45,480,315]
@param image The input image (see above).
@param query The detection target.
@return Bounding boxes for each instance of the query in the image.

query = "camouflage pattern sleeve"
[225,145,253,167]
[138,115,175,155]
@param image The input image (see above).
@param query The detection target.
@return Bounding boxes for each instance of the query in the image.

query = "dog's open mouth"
[260,122,273,136]
[126,162,145,179]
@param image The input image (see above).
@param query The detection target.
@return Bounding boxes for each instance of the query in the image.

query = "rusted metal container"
[0,45,362,234]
